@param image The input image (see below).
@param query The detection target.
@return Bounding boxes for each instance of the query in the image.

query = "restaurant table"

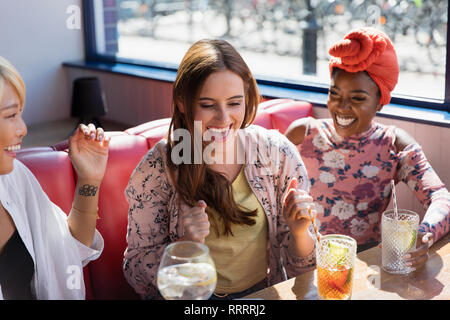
[245,233,450,300]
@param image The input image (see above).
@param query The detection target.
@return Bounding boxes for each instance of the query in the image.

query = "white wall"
[0,0,84,125]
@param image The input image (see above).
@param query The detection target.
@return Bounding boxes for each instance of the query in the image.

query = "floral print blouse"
[298,117,450,247]
[123,125,316,299]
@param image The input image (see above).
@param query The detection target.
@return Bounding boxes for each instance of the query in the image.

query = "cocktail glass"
[316,234,357,300]
[157,241,217,300]
[381,209,419,274]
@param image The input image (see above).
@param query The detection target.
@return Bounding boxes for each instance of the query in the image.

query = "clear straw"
[391,179,399,220]
[308,205,321,243]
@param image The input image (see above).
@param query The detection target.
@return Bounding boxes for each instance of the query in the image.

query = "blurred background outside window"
[92,0,448,103]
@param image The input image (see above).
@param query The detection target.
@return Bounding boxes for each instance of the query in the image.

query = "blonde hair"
[0,56,26,108]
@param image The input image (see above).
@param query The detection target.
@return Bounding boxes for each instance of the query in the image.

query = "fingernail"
[405,262,412,267]
[99,136,104,142]
[198,200,207,207]
[403,254,411,259]
[90,133,95,140]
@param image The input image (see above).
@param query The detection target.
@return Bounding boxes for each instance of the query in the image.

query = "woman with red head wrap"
[328,27,399,106]
[286,27,449,271]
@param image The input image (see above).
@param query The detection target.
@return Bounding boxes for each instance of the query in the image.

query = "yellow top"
[205,166,268,294]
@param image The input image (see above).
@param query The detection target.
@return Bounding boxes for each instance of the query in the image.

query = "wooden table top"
[245,233,450,300]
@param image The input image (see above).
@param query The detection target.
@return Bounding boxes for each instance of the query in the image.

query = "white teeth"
[208,127,230,133]
[336,115,356,127]
[4,144,21,151]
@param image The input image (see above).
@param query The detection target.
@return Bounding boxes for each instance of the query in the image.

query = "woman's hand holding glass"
[403,231,434,271]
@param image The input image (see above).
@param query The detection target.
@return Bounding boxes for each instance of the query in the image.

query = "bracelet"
[71,205,100,220]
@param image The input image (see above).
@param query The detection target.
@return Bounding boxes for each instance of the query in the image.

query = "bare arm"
[68,179,101,247]
[67,124,109,247]
[394,127,417,152]
[285,118,309,145]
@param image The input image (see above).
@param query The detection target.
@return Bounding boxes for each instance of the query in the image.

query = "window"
[83,0,449,110]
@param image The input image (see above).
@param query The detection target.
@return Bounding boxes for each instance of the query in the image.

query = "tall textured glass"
[157,241,217,300]
[316,234,357,300]
[382,209,419,274]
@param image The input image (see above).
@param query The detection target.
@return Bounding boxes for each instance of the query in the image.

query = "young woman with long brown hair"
[123,39,317,300]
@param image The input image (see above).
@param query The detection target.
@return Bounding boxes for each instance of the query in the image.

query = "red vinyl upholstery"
[18,151,76,214]
[262,100,314,134]
[15,98,313,299]
[88,134,148,300]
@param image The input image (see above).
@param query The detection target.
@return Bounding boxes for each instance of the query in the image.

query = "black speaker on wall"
[71,77,107,129]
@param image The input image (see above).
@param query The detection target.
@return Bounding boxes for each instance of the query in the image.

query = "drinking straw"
[391,179,399,220]
[308,205,321,243]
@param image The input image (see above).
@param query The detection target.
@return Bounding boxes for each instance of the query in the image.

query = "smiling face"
[0,80,27,175]
[193,70,246,147]
[327,69,382,138]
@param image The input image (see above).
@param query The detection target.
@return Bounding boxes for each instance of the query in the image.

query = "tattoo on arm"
[78,184,99,197]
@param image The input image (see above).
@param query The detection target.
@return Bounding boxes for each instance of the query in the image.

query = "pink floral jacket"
[123,125,316,299]
[299,117,450,246]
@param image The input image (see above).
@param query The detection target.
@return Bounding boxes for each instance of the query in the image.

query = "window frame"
[82,0,450,112]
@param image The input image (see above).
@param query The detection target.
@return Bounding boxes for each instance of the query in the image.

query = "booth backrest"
[16,99,313,299]
[89,134,148,300]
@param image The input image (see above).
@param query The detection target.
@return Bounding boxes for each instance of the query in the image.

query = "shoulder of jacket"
[144,139,169,160]
[245,124,290,143]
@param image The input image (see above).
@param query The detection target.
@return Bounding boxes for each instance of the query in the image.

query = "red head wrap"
[328,27,399,106]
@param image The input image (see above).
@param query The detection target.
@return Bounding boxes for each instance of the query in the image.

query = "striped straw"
[308,205,321,243]
[391,179,399,221]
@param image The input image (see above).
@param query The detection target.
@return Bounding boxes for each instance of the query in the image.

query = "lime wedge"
[328,241,348,265]
[395,222,417,253]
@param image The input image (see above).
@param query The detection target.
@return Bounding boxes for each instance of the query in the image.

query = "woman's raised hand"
[283,178,316,237]
[68,123,110,184]
[180,200,210,243]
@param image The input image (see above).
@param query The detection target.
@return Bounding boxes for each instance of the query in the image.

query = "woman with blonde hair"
[124,39,317,300]
[0,56,109,299]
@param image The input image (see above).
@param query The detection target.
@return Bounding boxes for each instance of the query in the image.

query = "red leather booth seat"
[16,99,313,299]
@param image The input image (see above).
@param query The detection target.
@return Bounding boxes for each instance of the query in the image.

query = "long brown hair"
[166,39,261,237]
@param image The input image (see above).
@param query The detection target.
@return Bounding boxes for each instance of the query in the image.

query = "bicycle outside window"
[82,0,450,112]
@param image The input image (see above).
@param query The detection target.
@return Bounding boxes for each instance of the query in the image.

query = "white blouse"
[0,160,104,300]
